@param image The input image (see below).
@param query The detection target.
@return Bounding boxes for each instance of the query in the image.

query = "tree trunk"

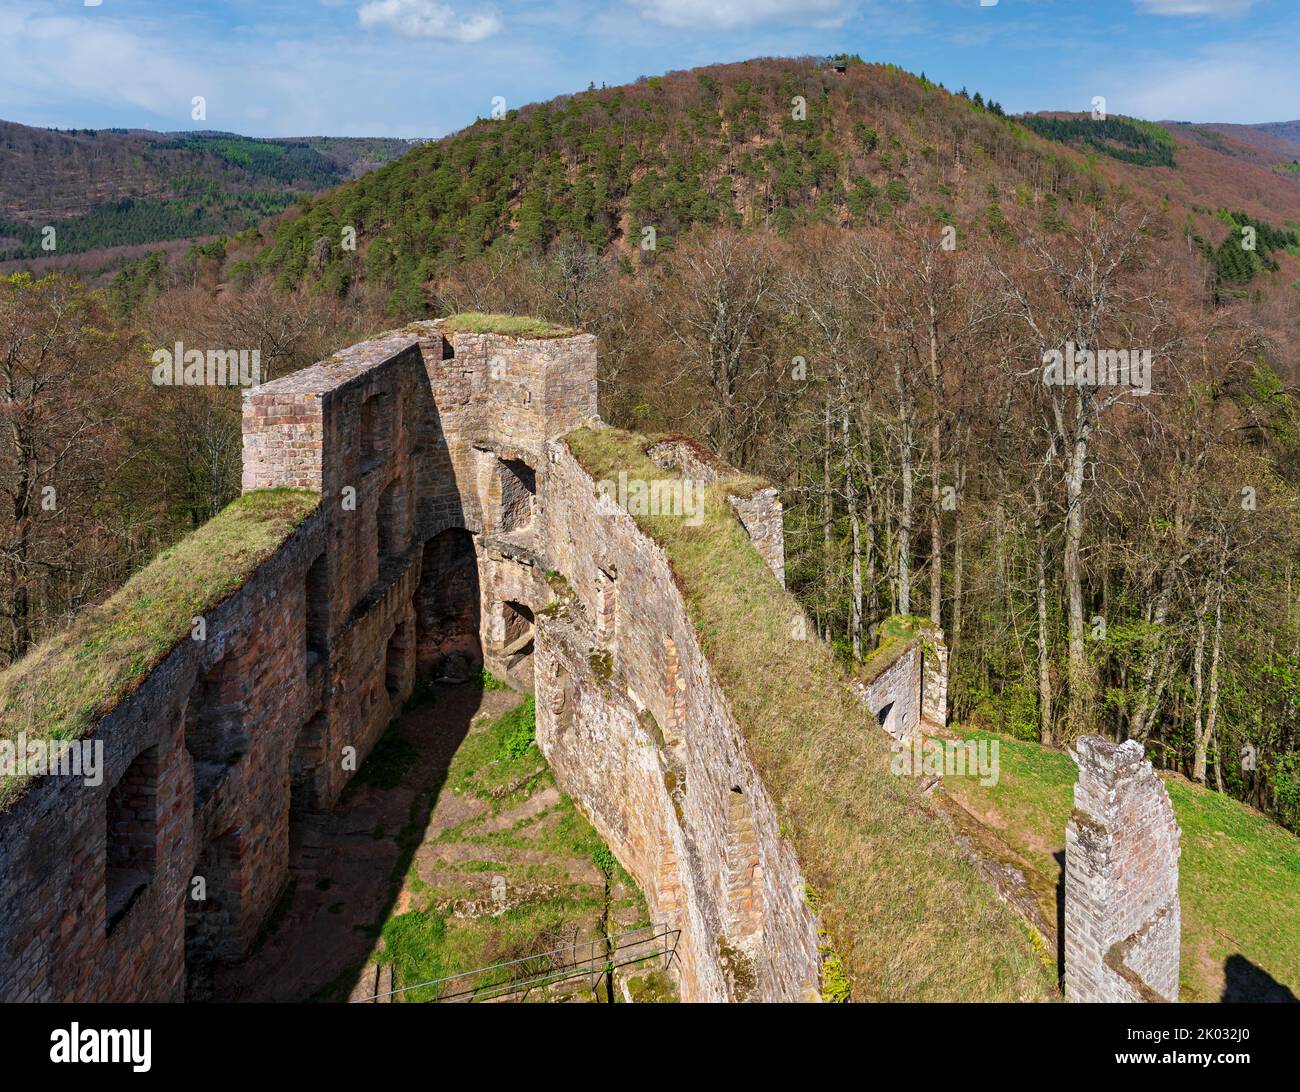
[894,358,913,616]
[1203,572,1225,786]
[951,490,964,654]
[1130,561,1177,742]
[1033,482,1053,745]
[927,296,942,627]
[1063,417,1090,738]
[843,405,862,660]
[1191,553,1226,785]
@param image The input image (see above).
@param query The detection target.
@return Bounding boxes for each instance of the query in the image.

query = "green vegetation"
[1018,115,1177,167]
[478,666,512,691]
[858,614,926,682]
[497,696,538,758]
[0,124,408,262]
[373,694,648,1002]
[622,968,677,1002]
[1189,209,1300,299]
[440,312,575,338]
[564,426,1054,1001]
[0,194,296,261]
[941,728,1300,1002]
[106,250,167,320]
[0,487,318,809]
[378,906,450,1001]
[346,720,419,792]
[257,59,1081,307]
[448,695,544,799]
[150,134,354,188]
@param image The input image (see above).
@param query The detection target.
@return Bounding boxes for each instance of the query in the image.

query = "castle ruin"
[0,322,1179,1003]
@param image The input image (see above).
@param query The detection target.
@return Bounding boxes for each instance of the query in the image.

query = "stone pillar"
[241,387,325,492]
[1065,737,1181,1002]
[728,488,785,588]
[919,622,948,727]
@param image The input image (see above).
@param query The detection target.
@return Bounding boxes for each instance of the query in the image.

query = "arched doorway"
[415,528,482,683]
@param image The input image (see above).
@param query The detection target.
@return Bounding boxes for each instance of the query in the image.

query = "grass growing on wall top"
[0,487,319,810]
[564,426,1054,1001]
[440,312,576,338]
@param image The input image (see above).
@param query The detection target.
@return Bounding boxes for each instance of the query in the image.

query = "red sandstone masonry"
[0,320,601,1002]
[534,437,822,1002]
[3,318,1168,1006]
[1065,737,1181,1003]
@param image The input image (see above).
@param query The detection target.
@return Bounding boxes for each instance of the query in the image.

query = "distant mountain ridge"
[1248,120,1300,150]
[246,58,1300,329]
[0,120,411,262]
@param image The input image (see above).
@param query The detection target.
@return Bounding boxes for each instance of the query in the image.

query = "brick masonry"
[1065,736,1181,1003]
[0,318,1176,1004]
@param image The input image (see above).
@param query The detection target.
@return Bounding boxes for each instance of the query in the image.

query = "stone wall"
[0,513,325,1001]
[1064,737,1181,1003]
[850,643,923,741]
[646,437,785,586]
[3,317,1177,1006]
[921,626,949,726]
[534,438,821,1001]
[0,320,601,1002]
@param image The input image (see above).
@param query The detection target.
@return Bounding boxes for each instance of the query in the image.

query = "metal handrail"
[352,923,678,1003]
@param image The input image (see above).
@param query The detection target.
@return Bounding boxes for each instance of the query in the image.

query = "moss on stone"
[0,487,319,811]
[623,968,678,1003]
[856,613,928,685]
[639,708,665,749]
[564,426,1054,1002]
[440,312,576,339]
[588,651,614,683]
[716,935,757,1001]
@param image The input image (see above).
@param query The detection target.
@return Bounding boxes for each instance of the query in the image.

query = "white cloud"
[1109,49,1300,123]
[0,0,500,136]
[357,0,502,42]
[0,8,205,125]
[629,0,854,31]
[1134,0,1258,16]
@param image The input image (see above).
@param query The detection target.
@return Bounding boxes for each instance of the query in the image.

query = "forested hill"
[253,56,1300,318]
[0,121,409,261]
[4,56,1297,838]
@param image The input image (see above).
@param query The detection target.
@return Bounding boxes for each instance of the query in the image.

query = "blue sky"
[0,0,1296,137]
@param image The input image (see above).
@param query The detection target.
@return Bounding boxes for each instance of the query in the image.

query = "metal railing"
[351,924,678,1003]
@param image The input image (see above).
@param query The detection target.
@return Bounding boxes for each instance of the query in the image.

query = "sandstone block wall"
[0,320,600,1002]
[1065,736,1181,1003]
[851,643,923,742]
[921,631,949,726]
[534,438,821,1002]
[0,514,325,1001]
[239,331,429,813]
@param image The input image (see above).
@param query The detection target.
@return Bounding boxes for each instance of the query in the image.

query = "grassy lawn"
[0,487,318,810]
[566,426,1055,1002]
[375,692,649,1002]
[943,728,1300,1002]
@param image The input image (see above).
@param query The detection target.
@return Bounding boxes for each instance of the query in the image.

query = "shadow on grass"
[1054,849,1065,990]
[1221,954,1298,1003]
[311,679,487,1003]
